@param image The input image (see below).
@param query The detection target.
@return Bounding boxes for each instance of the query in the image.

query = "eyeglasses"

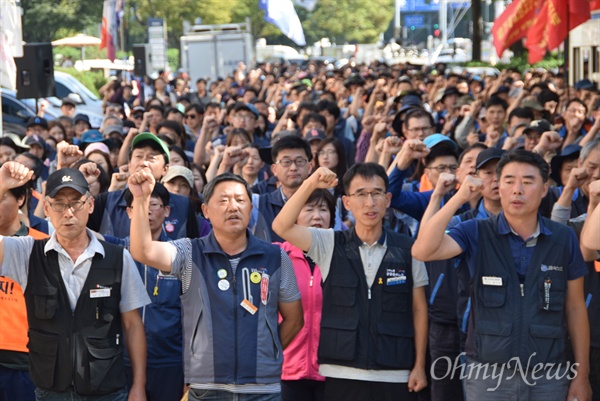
[185,114,198,119]
[47,196,89,213]
[347,189,386,202]
[149,203,164,211]
[275,158,309,168]
[406,126,434,135]
[426,164,458,173]
[317,150,337,157]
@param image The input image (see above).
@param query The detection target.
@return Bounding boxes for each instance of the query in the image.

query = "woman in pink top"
[279,189,335,401]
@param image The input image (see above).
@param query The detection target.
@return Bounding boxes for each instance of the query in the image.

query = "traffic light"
[434,29,441,37]
[410,26,416,31]
[434,24,439,29]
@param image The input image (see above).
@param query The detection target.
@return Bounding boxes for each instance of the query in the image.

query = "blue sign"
[405,14,425,28]
[402,0,439,12]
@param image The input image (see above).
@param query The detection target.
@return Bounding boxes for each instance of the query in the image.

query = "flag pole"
[564,0,570,98]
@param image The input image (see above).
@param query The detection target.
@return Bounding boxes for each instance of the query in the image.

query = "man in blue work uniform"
[414,149,591,401]
[128,171,304,401]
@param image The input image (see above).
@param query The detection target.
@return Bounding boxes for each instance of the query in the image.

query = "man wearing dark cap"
[73,114,92,141]
[0,162,150,400]
[232,103,270,147]
[60,98,77,118]
[522,119,553,152]
[303,128,327,160]
[86,133,200,241]
[434,86,460,133]
[26,117,49,140]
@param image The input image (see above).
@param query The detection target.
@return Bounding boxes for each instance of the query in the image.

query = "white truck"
[180,23,254,83]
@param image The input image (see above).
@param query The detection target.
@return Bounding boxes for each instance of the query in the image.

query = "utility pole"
[472,0,482,61]
[394,0,402,43]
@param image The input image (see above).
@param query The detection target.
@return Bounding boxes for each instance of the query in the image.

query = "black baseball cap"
[476,148,505,170]
[46,168,89,197]
[27,117,48,130]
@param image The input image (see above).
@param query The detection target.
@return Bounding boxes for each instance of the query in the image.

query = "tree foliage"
[20,0,396,50]
[303,0,395,44]
[21,0,102,42]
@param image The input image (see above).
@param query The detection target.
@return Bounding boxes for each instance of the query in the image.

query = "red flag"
[526,0,549,64]
[547,0,591,50]
[491,0,537,57]
[100,0,117,61]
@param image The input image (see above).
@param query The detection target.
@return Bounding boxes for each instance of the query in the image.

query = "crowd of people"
[0,58,599,401]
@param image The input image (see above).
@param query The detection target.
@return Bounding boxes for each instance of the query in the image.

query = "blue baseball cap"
[423,133,458,150]
[80,129,104,144]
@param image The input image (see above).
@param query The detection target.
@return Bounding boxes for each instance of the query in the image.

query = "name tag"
[387,276,406,286]
[90,288,111,298]
[482,276,503,286]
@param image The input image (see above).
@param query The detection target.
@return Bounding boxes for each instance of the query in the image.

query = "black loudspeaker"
[133,44,152,77]
[15,43,56,99]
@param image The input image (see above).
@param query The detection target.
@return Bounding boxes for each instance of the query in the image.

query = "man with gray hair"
[0,162,150,401]
[544,138,600,220]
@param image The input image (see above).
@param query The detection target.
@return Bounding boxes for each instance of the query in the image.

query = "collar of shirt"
[44,228,105,259]
[351,228,387,248]
[497,212,552,245]
[279,187,288,203]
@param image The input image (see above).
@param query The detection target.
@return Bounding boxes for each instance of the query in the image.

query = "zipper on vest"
[368,288,372,300]
[232,271,238,384]
[116,334,120,345]
[309,276,313,287]
[520,284,524,297]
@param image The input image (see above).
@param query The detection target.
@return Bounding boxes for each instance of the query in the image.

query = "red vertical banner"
[526,0,550,64]
[491,0,538,57]
[547,0,591,50]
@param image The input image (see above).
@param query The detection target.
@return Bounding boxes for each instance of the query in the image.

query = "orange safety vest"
[0,227,49,353]
[0,276,29,352]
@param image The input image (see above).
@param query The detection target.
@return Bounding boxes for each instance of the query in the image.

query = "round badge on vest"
[218,279,230,291]
[165,222,175,233]
[250,271,261,284]
[217,269,227,279]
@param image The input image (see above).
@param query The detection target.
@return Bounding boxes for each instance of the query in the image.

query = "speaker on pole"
[15,43,56,99]
[133,44,152,77]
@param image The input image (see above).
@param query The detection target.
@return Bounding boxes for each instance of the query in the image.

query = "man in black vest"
[0,162,150,401]
[414,150,591,401]
[273,163,428,401]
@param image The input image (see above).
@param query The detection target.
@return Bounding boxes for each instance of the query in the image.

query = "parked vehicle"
[41,71,104,128]
[2,88,57,136]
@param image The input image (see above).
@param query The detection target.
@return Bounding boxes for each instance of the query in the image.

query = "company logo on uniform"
[62,176,73,182]
[541,264,563,272]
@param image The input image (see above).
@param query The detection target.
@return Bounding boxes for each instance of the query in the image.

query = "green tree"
[21,0,102,42]
[304,0,394,44]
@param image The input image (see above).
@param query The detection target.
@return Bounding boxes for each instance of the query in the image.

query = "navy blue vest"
[181,232,284,385]
[25,239,124,395]
[318,229,415,370]
[465,216,571,365]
